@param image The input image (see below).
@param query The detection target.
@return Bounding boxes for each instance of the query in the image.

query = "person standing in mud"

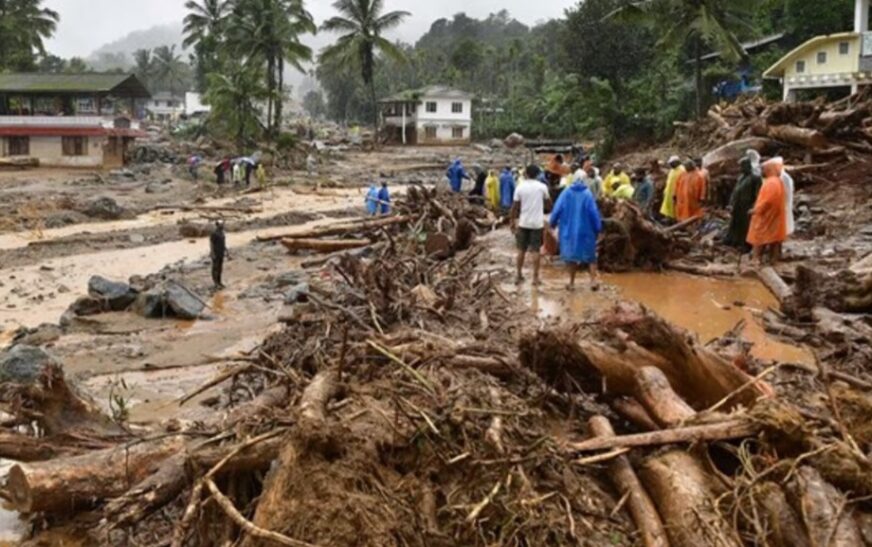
[550,173,602,291]
[747,158,787,265]
[210,221,229,289]
[512,165,552,286]
[724,157,761,252]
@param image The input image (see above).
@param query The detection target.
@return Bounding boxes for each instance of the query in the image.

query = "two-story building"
[765,0,872,100]
[0,73,150,168]
[380,86,473,145]
[146,91,186,122]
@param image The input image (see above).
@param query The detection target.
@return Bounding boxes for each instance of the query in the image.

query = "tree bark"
[280,238,371,253]
[588,416,669,547]
[758,266,793,306]
[752,123,828,149]
[633,366,696,428]
[567,419,758,453]
[640,451,742,547]
[756,482,811,547]
[786,466,864,547]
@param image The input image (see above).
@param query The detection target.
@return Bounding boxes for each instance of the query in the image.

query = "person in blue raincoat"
[378,182,391,215]
[549,178,603,290]
[446,159,471,193]
[498,166,515,214]
[365,183,380,216]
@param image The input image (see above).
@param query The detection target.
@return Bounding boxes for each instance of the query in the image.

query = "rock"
[132,289,164,318]
[132,281,204,320]
[165,282,205,319]
[13,324,63,347]
[67,296,107,317]
[472,143,492,154]
[283,282,310,304]
[0,345,58,384]
[88,276,137,311]
[489,138,504,149]
[129,233,145,244]
[145,181,172,194]
[274,272,303,288]
[83,197,125,220]
[504,133,525,149]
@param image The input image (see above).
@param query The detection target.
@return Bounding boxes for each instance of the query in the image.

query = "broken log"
[640,451,742,547]
[756,482,811,547]
[5,436,186,513]
[567,419,758,453]
[786,466,864,547]
[280,238,370,254]
[752,123,828,149]
[758,266,793,306]
[0,431,69,462]
[633,367,696,427]
[702,137,775,177]
[257,215,412,242]
[588,416,669,547]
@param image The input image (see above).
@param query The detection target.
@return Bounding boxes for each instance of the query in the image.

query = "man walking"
[550,175,602,290]
[210,221,229,289]
[511,165,552,286]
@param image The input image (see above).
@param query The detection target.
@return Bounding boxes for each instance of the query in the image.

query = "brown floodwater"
[527,266,814,366]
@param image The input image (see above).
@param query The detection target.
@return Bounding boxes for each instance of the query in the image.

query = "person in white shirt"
[511,165,553,285]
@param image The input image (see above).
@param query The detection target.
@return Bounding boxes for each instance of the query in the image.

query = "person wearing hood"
[633,168,655,214]
[550,176,603,290]
[660,155,684,221]
[498,166,515,214]
[210,220,229,289]
[675,159,707,221]
[446,159,471,193]
[747,158,788,264]
[780,159,795,237]
[378,182,391,215]
[470,164,487,198]
[603,163,632,198]
[485,169,500,210]
[724,157,761,251]
[365,183,380,216]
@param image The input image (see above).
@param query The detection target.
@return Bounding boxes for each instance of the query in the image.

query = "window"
[425,101,437,113]
[840,42,850,55]
[424,126,437,139]
[62,136,87,156]
[817,51,827,64]
[7,137,29,156]
[796,60,806,74]
[452,102,463,113]
[75,98,96,114]
[452,127,465,139]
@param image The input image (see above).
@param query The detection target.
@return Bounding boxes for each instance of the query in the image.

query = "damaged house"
[0,73,151,168]
[380,85,473,145]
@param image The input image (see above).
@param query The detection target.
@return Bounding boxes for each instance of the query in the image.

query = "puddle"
[527,267,814,366]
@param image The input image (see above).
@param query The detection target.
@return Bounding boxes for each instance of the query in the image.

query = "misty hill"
[87,23,187,71]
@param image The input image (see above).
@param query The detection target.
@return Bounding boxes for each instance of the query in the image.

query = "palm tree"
[319,0,410,141]
[153,45,187,95]
[133,49,154,89]
[183,0,228,91]
[230,0,316,135]
[611,0,754,118]
[205,61,268,150]
[0,0,60,70]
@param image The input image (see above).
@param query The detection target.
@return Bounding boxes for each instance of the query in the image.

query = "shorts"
[516,228,543,252]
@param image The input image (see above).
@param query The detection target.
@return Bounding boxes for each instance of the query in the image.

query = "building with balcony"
[0,73,151,168]
[764,0,872,100]
[380,86,473,145]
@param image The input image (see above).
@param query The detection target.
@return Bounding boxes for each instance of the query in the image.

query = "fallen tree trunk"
[5,436,186,513]
[633,367,696,427]
[588,416,669,547]
[567,419,758,453]
[758,266,793,306]
[786,466,864,547]
[258,215,412,242]
[756,482,811,547]
[0,431,71,462]
[281,238,371,254]
[752,123,828,149]
[640,450,742,547]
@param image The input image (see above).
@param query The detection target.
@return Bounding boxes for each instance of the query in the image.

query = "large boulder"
[132,281,205,320]
[504,133,525,149]
[83,197,125,220]
[88,276,137,311]
[0,345,57,384]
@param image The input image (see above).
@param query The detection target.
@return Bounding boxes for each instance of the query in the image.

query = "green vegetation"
[0,0,59,71]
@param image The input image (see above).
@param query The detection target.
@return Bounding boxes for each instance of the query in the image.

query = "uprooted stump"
[597,201,687,272]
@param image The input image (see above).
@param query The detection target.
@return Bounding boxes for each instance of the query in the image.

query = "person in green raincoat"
[724,157,762,252]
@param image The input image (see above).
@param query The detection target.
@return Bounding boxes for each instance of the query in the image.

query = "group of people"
[211,156,267,188]
[365,182,392,216]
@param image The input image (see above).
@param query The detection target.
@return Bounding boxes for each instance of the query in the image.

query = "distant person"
[498,166,515,214]
[446,158,471,193]
[660,155,684,221]
[512,165,552,286]
[231,161,241,186]
[378,181,391,215]
[470,164,486,199]
[633,168,655,214]
[485,169,500,210]
[256,163,267,189]
[584,162,602,198]
[781,159,795,237]
[724,157,761,252]
[550,174,602,291]
[675,159,707,221]
[306,151,318,178]
[210,221,229,289]
[545,154,571,189]
[696,157,711,202]
[244,160,254,187]
[365,183,380,216]
[188,155,202,181]
[214,158,230,185]
[603,163,631,198]
[747,158,788,265]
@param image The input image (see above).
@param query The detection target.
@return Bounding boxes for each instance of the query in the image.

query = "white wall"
[7,136,105,167]
[415,121,471,144]
[417,97,472,123]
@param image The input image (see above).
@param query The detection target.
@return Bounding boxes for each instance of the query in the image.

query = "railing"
[0,116,140,129]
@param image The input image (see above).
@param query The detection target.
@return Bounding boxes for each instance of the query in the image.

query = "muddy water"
[528,267,814,366]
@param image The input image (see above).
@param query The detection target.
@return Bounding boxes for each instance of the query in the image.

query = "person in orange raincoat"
[746,158,788,264]
[675,159,707,221]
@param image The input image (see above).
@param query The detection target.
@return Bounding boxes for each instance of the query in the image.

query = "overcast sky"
[44,0,577,58]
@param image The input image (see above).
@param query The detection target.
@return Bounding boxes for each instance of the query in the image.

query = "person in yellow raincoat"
[256,163,267,190]
[660,155,684,221]
[602,163,631,197]
[484,169,500,210]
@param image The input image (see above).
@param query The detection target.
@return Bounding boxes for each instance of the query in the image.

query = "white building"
[380,86,473,145]
[146,91,185,122]
[184,92,211,117]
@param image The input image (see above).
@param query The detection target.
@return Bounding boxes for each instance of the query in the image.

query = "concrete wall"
[416,122,471,145]
[417,97,472,123]
[1,135,104,167]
